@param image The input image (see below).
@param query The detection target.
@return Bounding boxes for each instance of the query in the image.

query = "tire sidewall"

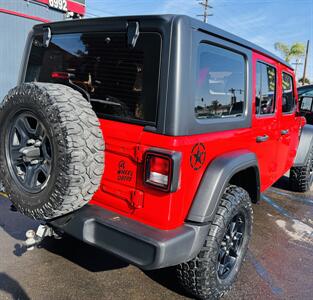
[215,200,252,288]
[0,90,61,212]
[307,148,313,188]
[176,186,253,299]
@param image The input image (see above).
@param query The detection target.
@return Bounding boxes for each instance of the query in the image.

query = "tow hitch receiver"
[24,224,60,250]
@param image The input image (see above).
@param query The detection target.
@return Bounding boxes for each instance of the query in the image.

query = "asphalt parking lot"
[0,176,312,300]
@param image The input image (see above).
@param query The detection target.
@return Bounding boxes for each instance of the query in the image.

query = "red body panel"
[91,50,302,231]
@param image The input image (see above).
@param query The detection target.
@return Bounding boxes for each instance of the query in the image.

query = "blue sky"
[86,0,313,81]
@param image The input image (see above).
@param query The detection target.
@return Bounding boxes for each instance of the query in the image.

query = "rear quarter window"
[195,43,246,120]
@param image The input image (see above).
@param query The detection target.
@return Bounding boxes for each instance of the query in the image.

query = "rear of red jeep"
[6,14,310,299]
[17,15,212,271]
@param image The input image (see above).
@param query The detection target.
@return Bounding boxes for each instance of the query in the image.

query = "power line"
[86,4,117,17]
[197,0,213,23]
[85,12,101,18]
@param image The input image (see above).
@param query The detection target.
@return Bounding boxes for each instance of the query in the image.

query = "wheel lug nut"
[226,250,229,255]
[27,139,35,145]
[31,160,40,165]
[226,235,230,240]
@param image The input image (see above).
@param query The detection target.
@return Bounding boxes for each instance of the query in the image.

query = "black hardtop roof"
[35,14,292,69]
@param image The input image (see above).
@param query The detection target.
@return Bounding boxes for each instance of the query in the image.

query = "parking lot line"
[269,188,313,206]
[246,251,283,296]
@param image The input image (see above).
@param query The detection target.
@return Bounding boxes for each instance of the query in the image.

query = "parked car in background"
[298,84,313,97]
[300,96,313,125]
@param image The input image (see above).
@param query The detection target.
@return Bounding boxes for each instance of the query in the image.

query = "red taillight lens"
[51,72,70,79]
[145,153,172,191]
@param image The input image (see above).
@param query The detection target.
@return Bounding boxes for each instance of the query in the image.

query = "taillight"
[51,72,70,80]
[144,150,181,192]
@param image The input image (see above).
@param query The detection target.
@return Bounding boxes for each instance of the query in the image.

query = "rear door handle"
[256,135,269,143]
[281,129,289,135]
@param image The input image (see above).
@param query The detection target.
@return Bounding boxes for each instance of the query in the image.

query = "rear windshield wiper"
[90,98,122,107]
[90,96,130,117]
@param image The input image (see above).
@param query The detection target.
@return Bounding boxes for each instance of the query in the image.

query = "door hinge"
[43,27,52,48]
[127,21,140,48]
[130,189,144,209]
[134,145,144,163]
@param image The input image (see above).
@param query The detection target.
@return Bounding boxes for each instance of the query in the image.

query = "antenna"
[197,0,213,23]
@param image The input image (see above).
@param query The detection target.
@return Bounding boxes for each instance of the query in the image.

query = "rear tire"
[0,83,105,220]
[290,147,313,192]
[176,185,253,299]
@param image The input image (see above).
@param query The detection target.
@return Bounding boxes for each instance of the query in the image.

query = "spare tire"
[0,83,105,220]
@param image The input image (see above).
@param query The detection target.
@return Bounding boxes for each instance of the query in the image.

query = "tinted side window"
[255,62,276,115]
[282,73,295,113]
[195,43,246,119]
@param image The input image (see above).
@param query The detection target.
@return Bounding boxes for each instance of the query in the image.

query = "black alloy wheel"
[217,212,246,280]
[6,111,52,193]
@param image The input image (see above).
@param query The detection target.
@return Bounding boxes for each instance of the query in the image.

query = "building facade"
[0,0,85,100]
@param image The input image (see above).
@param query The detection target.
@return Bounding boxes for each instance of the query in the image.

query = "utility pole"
[292,58,303,82]
[197,0,213,23]
[302,40,310,86]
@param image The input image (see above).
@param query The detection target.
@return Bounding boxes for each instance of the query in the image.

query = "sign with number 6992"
[48,0,68,12]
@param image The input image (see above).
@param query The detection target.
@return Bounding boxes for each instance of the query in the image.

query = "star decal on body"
[190,143,206,170]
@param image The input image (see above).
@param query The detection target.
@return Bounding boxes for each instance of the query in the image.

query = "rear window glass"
[195,43,246,120]
[25,32,162,125]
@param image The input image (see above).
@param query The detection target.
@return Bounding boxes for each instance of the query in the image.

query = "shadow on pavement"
[273,175,292,191]
[41,234,129,272]
[144,267,190,298]
[0,273,30,300]
[41,233,189,297]
[0,197,39,241]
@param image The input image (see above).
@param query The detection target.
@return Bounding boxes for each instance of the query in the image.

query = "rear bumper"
[49,205,209,270]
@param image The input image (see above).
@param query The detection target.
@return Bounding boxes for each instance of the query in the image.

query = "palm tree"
[298,77,310,85]
[274,42,305,63]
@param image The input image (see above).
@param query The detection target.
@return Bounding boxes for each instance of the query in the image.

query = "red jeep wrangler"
[0,15,312,299]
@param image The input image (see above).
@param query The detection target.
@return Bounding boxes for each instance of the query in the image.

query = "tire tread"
[176,185,252,300]
[0,83,105,219]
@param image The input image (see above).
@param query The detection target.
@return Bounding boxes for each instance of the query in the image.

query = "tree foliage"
[274,42,305,62]
[298,77,310,85]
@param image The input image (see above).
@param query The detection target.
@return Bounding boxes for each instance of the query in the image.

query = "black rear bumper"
[49,205,209,270]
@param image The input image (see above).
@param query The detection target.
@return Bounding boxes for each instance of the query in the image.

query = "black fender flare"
[293,125,313,167]
[187,150,260,223]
